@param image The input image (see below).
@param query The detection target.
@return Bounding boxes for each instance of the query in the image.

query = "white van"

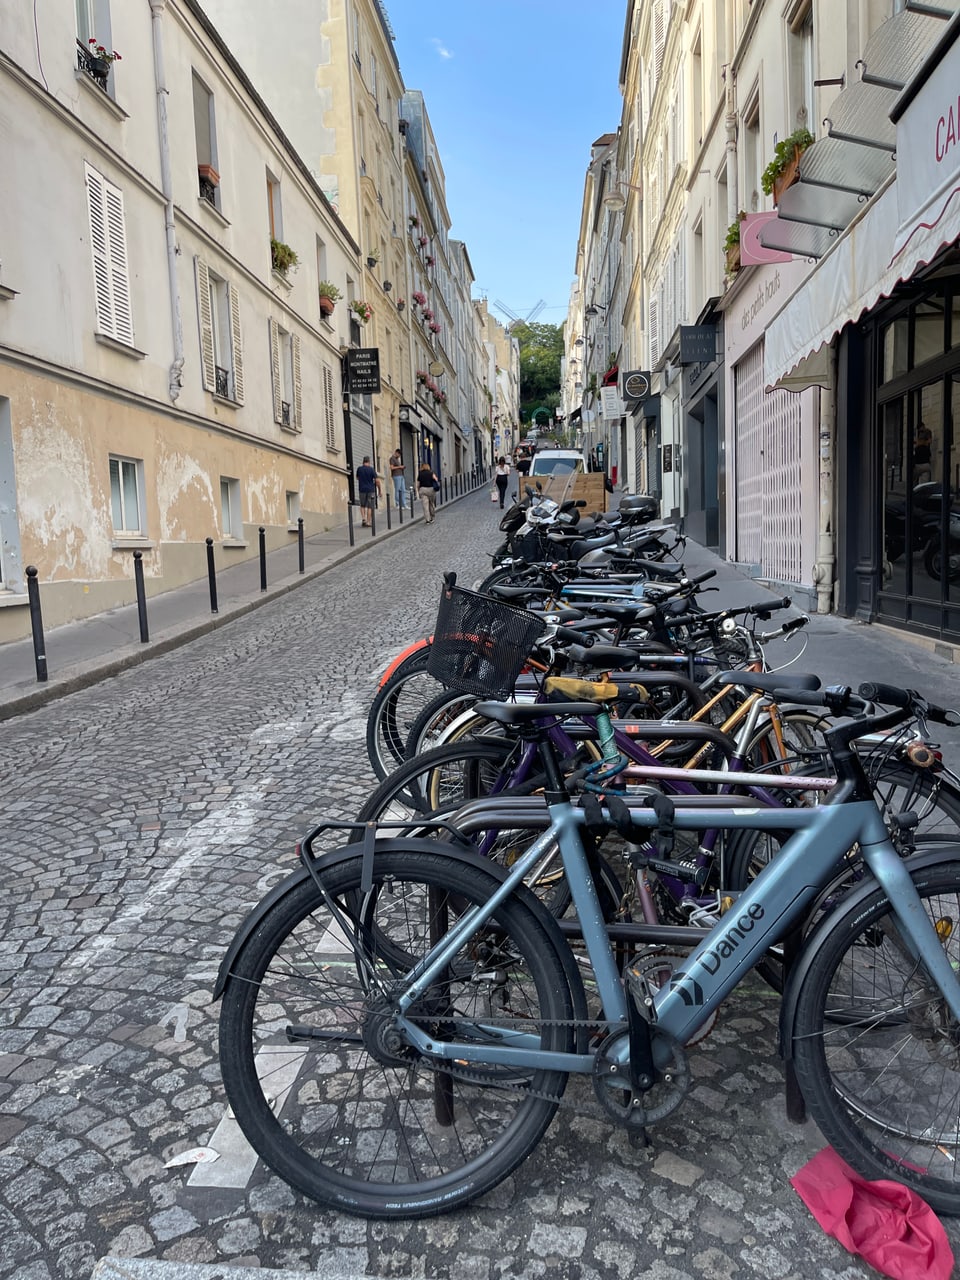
[529,448,587,477]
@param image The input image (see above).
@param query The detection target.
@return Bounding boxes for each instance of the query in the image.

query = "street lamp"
[585,303,607,319]
[602,181,644,212]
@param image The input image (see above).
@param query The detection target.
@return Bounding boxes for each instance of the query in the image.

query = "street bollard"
[410,490,415,521]
[398,489,404,524]
[347,503,355,547]
[370,501,377,537]
[385,491,392,531]
[133,551,149,643]
[297,517,305,574]
[25,566,47,683]
[259,527,267,591]
[206,537,219,613]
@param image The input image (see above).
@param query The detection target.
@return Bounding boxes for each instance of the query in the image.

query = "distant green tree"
[512,321,563,424]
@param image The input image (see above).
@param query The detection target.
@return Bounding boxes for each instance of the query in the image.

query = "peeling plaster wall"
[0,366,348,641]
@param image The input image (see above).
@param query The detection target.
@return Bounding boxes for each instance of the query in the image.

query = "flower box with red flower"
[429,322,441,334]
[425,256,434,267]
[412,291,427,307]
[418,236,429,247]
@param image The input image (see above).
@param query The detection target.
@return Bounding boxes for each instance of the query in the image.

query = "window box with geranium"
[80,38,121,88]
[425,256,434,267]
[422,308,434,322]
[412,291,427,307]
[396,298,406,312]
[350,299,372,324]
[416,370,428,384]
[429,322,441,334]
[418,236,429,248]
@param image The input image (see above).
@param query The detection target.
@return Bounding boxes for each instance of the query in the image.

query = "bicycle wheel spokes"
[219,851,572,1217]
[795,867,960,1211]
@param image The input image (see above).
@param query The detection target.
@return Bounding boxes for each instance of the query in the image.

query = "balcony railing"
[76,41,109,91]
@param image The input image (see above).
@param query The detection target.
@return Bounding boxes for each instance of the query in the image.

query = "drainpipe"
[812,348,837,613]
[149,0,184,402]
[724,5,738,233]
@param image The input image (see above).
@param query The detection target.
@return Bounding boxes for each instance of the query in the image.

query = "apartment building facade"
[571,0,960,641]
[0,0,360,640]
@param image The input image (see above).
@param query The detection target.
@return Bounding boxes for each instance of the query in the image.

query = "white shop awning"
[763,178,960,388]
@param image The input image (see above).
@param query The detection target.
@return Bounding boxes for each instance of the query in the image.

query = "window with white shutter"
[195,258,243,403]
[322,362,337,448]
[270,320,299,431]
[85,164,134,346]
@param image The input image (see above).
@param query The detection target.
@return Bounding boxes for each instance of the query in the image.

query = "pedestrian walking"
[417,459,439,524]
[356,455,382,527]
[494,456,511,510]
[389,447,406,509]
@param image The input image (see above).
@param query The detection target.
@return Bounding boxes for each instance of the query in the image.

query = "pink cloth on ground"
[790,1147,954,1280]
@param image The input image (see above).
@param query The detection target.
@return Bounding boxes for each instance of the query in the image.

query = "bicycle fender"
[377,636,431,687]
[779,842,960,1060]
[212,836,590,1029]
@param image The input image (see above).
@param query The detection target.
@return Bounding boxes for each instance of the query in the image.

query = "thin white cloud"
[430,37,453,60]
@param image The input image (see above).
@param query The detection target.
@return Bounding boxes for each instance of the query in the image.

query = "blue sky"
[385,1,627,329]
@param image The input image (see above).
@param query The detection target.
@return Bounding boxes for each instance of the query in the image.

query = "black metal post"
[370,501,377,537]
[133,550,149,643]
[398,487,404,524]
[410,490,415,520]
[347,502,355,547]
[25,566,47,683]
[206,537,219,613]
[297,517,305,573]
[385,491,392,531]
[259,527,267,591]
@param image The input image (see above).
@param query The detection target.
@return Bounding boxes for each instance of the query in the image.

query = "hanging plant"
[412,290,427,307]
[349,299,372,323]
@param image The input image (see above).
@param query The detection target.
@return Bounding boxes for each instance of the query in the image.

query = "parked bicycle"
[216,581,960,1220]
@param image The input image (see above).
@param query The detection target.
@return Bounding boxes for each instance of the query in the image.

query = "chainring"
[592,1025,689,1126]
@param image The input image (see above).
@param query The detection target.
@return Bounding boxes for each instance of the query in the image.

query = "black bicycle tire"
[366,649,440,781]
[218,848,574,1218]
[792,858,960,1215]
[357,737,625,921]
[404,688,481,759]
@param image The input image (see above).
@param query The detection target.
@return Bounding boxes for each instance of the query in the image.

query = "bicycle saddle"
[718,670,822,693]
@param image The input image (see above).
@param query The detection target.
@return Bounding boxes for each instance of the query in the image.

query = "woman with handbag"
[417,460,439,524]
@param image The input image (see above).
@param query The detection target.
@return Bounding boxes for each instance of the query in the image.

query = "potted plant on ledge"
[724,212,746,275]
[83,38,121,87]
[761,127,814,206]
[350,299,372,325]
[271,238,299,277]
[366,248,381,269]
[318,281,342,317]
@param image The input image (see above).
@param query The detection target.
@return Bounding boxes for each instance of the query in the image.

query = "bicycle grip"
[747,596,792,615]
[780,615,808,633]
[927,703,960,726]
[686,569,717,586]
[555,624,596,647]
[443,571,457,589]
[857,682,912,709]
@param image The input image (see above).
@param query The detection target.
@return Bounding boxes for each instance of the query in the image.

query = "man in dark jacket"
[356,456,382,527]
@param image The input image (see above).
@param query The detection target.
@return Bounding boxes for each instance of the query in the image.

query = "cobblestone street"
[2,490,960,1280]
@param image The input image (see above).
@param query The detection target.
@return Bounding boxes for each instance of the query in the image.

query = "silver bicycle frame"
[394,791,960,1072]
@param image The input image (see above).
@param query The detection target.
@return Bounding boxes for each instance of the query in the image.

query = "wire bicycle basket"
[427,579,547,700]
